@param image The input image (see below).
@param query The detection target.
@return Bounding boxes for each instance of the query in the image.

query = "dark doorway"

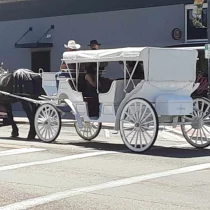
[31,50,51,73]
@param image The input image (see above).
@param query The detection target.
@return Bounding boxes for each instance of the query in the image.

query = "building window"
[185,3,207,42]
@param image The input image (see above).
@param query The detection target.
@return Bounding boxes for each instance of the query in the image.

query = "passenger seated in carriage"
[82,63,100,117]
[98,61,144,93]
[55,40,81,89]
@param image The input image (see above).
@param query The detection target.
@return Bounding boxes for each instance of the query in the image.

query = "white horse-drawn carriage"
[2,47,210,152]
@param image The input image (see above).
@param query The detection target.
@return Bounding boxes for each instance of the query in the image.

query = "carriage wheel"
[74,121,102,141]
[120,98,159,152]
[181,97,210,148]
[35,103,61,143]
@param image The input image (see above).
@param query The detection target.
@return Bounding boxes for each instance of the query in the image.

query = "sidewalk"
[7,117,116,128]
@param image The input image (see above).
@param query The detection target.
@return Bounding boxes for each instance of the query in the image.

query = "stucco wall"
[0,4,185,72]
[0,4,185,113]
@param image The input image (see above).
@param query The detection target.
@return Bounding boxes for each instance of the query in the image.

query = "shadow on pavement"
[1,136,210,158]
[56,141,210,158]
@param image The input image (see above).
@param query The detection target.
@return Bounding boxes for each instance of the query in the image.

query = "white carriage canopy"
[62,47,198,82]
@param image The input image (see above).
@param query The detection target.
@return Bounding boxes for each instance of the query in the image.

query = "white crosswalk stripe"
[0,147,46,157]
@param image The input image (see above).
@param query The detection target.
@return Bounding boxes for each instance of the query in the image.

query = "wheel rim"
[120,98,158,152]
[181,98,210,147]
[35,104,60,142]
[75,121,101,140]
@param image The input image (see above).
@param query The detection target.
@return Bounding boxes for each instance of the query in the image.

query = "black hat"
[88,40,101,46]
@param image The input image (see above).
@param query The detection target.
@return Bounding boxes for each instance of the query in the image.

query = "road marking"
[0,148,46,157]
[0,151,117,172]
[1,162,210,210]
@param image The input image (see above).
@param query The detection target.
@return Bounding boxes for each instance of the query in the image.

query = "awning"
[15,43,53,48]
[14,25,54,49]
[166,42,207,48]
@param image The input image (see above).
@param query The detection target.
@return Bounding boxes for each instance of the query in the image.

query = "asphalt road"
[0,124,209,210]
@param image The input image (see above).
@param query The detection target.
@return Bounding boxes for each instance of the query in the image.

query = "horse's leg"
[5,103,19,137]
[21,101,37,139]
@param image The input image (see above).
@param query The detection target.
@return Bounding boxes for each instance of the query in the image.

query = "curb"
[11,118,115,128]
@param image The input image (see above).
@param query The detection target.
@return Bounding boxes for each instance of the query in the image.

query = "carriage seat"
[99,80,125,105]
[41,72,57,96]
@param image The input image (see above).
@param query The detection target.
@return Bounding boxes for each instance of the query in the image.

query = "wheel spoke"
[186,127,193,134]
[135,130,139,148]
[141,125,153,131]
[183,116,194,122]
[138,103,142,121]
[200,129,203,145]
[141,130,148,145]
[124,111,135,123]
[125,128,136,138]
[128,106,136,121]
[195,129,199,144]
[121,119,134,125]
[203,125,210,135]
[201,128,208,141]
[140,106,147,121]
[141,120,154,126]
[123,126,135,131]
[129,130,137,144]
[141,113,152,124]
[202,104,210,118]
[139,130,142,148]
[190,128,196,140]
[142,128,152,140]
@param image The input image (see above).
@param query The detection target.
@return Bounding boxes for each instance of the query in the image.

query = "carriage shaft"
[0,90,43,104]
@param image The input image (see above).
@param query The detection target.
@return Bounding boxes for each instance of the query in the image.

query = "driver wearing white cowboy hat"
[55,40,81,89]
[64,40,81,51]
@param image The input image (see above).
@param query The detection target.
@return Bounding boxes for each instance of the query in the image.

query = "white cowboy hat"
[64,40,81,49]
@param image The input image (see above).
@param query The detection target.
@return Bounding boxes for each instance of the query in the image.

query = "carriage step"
[111,131,118,134]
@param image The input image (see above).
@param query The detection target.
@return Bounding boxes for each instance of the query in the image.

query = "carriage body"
[60,47,198,125]
[35,47,210,152]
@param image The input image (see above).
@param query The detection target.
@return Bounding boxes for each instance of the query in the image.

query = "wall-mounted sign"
[192,0,205,28]
[205,44,210,59]
[171,28,181,40]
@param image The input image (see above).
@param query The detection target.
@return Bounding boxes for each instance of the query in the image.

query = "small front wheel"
[74,121,102,141]
[120,98,159,152]
[35,103,61,143]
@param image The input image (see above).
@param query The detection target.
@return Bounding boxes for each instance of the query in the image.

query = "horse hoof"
[27,135,36,140]
[11,132,19,138]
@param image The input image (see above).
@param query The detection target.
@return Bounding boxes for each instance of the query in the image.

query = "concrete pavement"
[0,124,209,209]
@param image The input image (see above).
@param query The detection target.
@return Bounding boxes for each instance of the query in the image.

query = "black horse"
[0,68,45,139]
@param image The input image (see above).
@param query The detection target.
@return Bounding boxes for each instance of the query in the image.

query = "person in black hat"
[88,40,101,50]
